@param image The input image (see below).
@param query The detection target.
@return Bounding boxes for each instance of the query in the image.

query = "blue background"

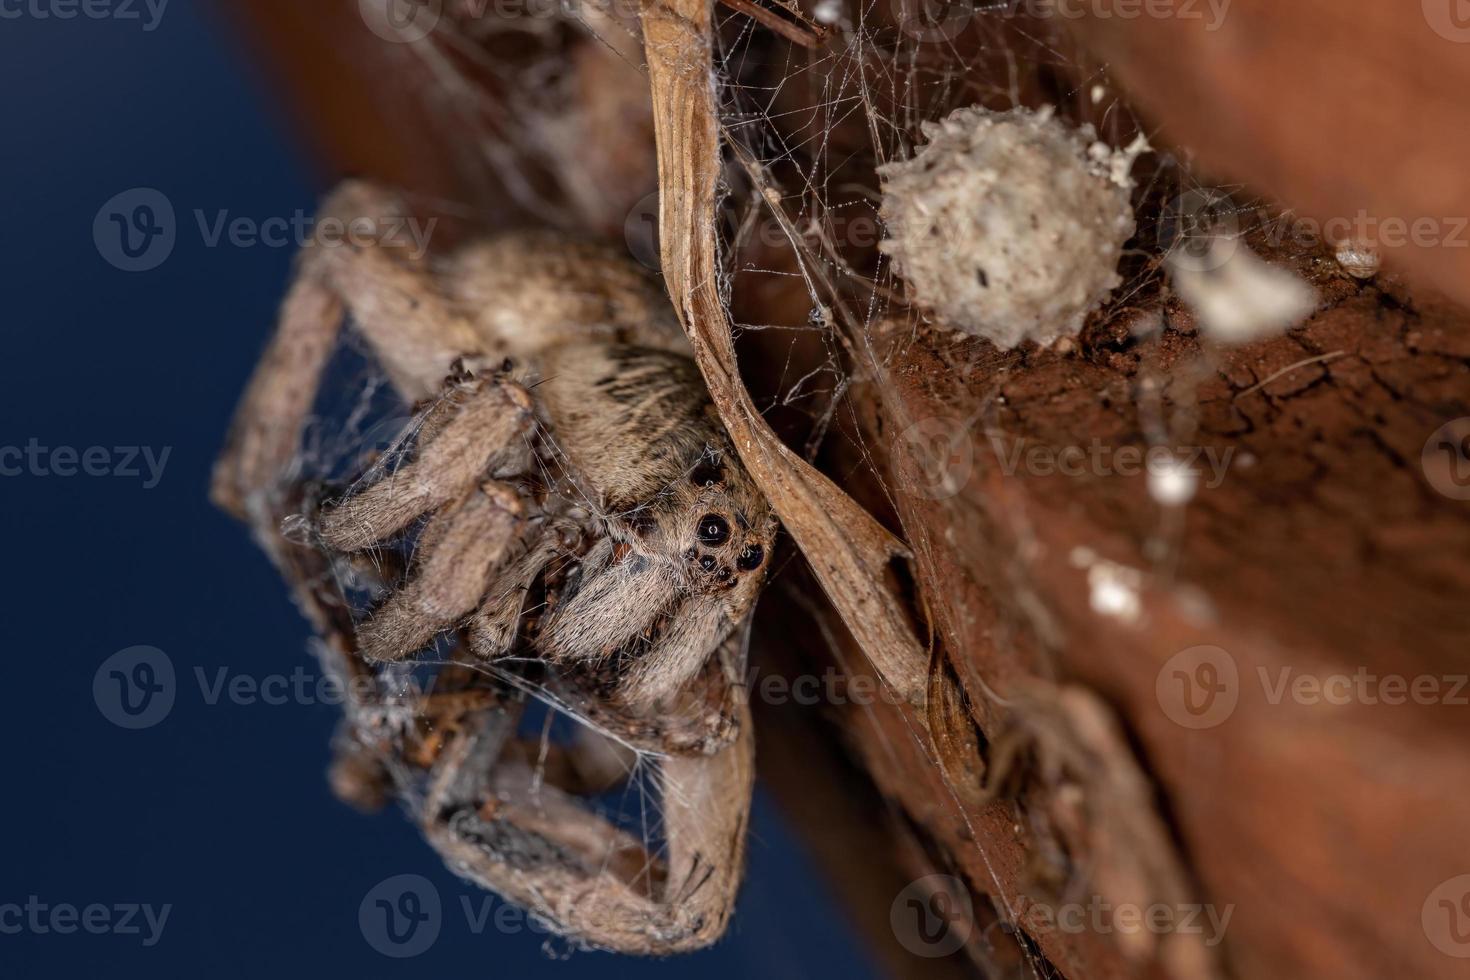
[0,3,877,976]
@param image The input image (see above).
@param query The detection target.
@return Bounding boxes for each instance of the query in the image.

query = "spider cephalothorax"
[213,181,768,954]
[314,322,777,716]
[526,344,775,708]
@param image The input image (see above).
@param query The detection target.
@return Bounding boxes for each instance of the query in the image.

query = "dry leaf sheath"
[639,0,930,705]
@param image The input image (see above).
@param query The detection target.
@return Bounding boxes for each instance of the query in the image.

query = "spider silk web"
[270,0,1274,970]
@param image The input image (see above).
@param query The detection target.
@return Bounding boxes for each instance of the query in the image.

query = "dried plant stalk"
[638,0,928,705]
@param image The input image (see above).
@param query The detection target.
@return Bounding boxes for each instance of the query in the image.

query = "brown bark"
[839,274,1470,979]
[1063,0,1470,309]
[217,1,1470,976]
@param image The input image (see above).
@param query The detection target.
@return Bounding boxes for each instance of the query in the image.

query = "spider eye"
[736,543,764,571]
[696,514,730,545]
[698,555,718,572]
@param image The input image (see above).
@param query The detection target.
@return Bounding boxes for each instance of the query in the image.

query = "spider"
[212,181,777,953]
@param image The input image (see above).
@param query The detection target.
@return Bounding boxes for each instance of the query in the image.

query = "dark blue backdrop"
[0,3,876,976]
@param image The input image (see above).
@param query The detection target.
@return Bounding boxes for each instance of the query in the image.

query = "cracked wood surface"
[844,266,1470,978]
